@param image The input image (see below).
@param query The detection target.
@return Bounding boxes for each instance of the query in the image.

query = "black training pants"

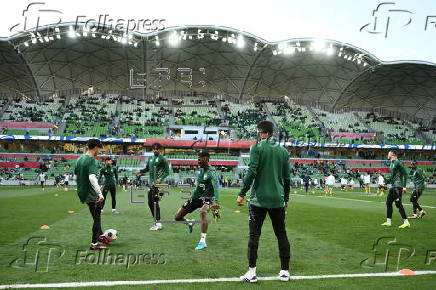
[148,186,161,221]
[248,204,290,270]
[386,187,407,219]
[410,189,423,214]
[87,202,103,243]
[102,184,117,209]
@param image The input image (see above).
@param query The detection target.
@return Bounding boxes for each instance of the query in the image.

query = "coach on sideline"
[237,120,291,283]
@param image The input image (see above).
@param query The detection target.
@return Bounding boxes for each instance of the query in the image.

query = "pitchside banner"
[0,135,434,150]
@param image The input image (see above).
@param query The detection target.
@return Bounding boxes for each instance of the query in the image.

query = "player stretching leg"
[408,162,427,219]
[381,151,410,229]
[74,139,111,250]
[237,121,291,283]
[175,151,220,250]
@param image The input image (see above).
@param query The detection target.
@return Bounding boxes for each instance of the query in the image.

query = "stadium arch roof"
[0,23,435,119]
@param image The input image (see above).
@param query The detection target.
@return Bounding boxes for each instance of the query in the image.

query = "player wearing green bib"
[237,121,291,283]
[136,143,170,231]
[381,150,410,229]
[175,151,220,250]
[100,158,119,214]
[408,162,427,219]
[74,139,110,250]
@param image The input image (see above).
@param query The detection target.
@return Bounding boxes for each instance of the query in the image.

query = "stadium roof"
[0,23,435,120]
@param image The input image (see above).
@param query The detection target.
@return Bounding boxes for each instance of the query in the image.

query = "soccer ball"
[103,229,118,241]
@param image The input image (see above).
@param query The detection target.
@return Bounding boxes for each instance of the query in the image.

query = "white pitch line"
[1,271,435,289]
[291,193,436,209]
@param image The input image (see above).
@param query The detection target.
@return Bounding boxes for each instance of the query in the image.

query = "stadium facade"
[0,23,435,123]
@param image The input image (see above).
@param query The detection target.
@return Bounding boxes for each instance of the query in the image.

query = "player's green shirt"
[191,167,219,203]
[410,167,426,190]
[239,138,291,208]
[100,165,118,185]
[74,154,99,204]
[386,159,408,188]
[140,154,170,184]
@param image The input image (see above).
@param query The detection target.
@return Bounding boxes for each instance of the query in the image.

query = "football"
[103,229,118,241]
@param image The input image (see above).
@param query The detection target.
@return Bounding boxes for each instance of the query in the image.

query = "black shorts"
[182,198,212,214]
[64,181,69,186]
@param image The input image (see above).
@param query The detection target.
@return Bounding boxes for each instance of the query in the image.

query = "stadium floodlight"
[43,36,49,42]
[31,38,37,44]
[236,35,245,48]
[210,30,219,40]
[168,31,180,46]
[222,37,227,43]
[284,46,295,55]
[312,39,326,52]
[68,26,76,38]
[56,34,61,39]
[326,45,335,55]
[82,25,89,37]
[55,27,60,33]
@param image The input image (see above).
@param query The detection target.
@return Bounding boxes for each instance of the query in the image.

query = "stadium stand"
[62,94,117,137]
[118,98,170,138]
[270,101,323,141]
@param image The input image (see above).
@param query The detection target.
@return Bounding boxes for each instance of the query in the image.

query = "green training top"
[410,167,426,190]
[239,138,291,208]
[100,165,118,185]
[140,154,170,184]
[74,154,99,204]
[191,167,220,203]
[386,159,408,188]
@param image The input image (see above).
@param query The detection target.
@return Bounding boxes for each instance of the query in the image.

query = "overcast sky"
[2,0,436,63]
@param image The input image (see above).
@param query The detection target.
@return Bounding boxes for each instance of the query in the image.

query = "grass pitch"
[0,185,435,289]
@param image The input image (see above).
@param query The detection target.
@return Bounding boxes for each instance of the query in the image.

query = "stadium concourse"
[0,22,435,289]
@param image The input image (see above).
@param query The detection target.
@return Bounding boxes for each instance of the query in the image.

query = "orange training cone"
[399,269,416,276]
